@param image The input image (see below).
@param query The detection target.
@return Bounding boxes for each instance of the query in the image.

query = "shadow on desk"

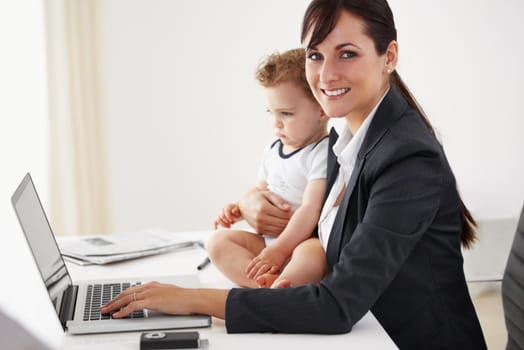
[0,306,52,350]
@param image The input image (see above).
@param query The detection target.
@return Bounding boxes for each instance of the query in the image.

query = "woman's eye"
[341,51,357,59]
[282,112,293,117]
[307,52,322,61]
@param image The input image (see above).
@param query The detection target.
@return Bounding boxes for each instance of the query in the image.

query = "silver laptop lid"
[11,173,72,330]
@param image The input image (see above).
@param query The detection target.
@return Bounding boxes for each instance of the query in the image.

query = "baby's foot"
[271,279,292,289]
[256,273,279,288]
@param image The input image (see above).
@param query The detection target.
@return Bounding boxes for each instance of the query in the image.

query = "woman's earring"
[387,68,392,74]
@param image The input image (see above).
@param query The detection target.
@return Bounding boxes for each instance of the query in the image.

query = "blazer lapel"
[326,155,365,268]
[324,86,409,269]
[324,127,340,203]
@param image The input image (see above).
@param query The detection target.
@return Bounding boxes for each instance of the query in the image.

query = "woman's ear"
[384,40,398,73]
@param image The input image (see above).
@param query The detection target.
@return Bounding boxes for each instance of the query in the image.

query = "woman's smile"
[321,87,350,98]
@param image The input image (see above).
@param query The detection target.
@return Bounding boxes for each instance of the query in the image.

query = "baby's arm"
[213,181,268,229]
[246,178,326,278]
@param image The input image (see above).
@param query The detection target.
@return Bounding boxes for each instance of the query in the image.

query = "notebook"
[11,173,211,334]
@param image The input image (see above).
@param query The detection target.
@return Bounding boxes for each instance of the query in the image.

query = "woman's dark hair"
[301,0,477,248]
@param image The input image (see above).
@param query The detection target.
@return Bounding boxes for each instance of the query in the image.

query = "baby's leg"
[270,237,327,288]
[207,230,265,288]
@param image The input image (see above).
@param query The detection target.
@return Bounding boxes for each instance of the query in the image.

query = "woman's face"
[304,10,395,128]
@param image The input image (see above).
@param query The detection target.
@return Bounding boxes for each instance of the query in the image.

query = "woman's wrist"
[190,288,229,319]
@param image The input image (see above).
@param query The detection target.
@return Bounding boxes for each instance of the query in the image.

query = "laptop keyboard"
[83,282,145,321]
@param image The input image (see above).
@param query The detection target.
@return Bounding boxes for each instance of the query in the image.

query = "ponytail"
[459,197,477,249]
[391,71,477,248]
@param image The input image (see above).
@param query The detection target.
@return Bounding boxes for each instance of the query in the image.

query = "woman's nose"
[320,58,340,84]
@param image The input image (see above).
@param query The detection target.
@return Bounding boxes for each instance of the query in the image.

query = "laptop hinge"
[59,284,78,328]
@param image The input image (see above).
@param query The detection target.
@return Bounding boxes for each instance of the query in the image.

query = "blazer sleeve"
[225,138,443,334]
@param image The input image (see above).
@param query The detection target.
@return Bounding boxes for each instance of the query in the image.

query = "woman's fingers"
[112,296,149,318]
[100,282,196,317]
[262,191,291,212]
[100,283,149,315]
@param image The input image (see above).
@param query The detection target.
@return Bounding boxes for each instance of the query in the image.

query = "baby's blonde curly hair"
[255,48,314,100]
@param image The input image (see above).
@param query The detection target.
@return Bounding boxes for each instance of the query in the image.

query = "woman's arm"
[103,146,443,333]
[101,282,229,319]
[226,147,444,333]
[103,135,445,335]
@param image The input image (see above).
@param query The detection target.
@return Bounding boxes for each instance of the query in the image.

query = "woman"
[102,1,487,348]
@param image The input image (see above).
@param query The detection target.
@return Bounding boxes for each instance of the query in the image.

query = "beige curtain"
[44,0,111,236]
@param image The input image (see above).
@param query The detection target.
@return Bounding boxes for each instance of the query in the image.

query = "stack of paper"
[59,230,202,265]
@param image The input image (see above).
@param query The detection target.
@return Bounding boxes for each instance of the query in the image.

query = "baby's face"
[264,81,327,151]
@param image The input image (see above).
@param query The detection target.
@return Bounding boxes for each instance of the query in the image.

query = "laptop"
[11,173,211,334]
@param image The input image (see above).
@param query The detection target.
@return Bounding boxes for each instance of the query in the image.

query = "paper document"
[59,230,203,265]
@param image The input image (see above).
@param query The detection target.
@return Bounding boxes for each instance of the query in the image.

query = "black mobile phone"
[140,331,204,349]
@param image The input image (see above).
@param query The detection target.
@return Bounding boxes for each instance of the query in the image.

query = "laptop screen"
[11,173,72,319]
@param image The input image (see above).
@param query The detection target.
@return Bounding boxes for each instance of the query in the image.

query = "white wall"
[103,0,312,233]
[101,0,524,234]
[392,0,524,221]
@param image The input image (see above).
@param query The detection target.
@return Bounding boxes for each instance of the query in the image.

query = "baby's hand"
[246,246,288,280]
[213,203,241,229]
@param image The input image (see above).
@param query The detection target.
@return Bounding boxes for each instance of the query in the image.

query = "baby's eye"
[281,112,293,117]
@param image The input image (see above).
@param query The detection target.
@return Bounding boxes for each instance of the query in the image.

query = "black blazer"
[225,87,487,350]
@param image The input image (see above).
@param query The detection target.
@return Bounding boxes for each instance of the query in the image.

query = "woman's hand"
[100,282,194,318]
[246,246,289,280]
[213,203,242,229]
[238,190,292,237]
[100,282,229,319]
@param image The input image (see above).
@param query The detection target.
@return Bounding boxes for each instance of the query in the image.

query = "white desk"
[61,231,397,349]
